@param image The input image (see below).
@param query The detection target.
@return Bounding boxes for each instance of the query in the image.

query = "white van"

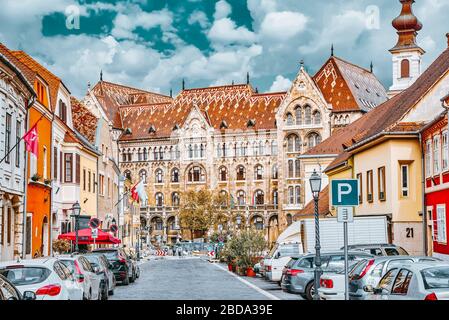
[264,242,303,283]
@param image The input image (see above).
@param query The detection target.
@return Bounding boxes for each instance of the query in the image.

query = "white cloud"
[260,11,308,40]
[269,75,292,92]
[188,10,210,29]
[214,0,232,20]
[208,18,257,45]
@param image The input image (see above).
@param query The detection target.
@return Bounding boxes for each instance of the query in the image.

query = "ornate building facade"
[83,53,388,248]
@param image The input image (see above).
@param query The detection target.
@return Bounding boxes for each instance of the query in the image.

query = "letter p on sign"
[332,180,359,206]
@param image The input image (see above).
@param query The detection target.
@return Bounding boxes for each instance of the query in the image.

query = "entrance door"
[1,206,15,261]
[42,216,49,257]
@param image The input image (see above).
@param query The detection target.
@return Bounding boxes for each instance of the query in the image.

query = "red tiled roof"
[294,186,330,219]
[324,47,449,172]
[71,97,98,144]
[91,81,172,128]
[10,50,64,112]
[314,56,388,113]
[0,43,36,87]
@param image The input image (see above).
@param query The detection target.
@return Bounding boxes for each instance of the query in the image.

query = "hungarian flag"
[130,180,147,204]
[23,125,38,156]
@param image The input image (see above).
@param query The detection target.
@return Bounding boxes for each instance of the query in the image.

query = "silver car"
[348,256,441,300]
[366,262,449,300]
[284,251,373,300]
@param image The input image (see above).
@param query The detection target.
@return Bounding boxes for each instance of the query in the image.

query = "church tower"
[389,0,424,97]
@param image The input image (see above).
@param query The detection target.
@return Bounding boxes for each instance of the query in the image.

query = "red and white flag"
[130,180,147,204]
[23,125,38,156]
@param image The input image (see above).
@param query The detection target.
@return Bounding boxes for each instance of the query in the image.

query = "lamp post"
[70,201,81,253]
[309,169,322,301]
[236,215,242,230]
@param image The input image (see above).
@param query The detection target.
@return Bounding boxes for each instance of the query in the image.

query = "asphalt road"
[110,257,303,300]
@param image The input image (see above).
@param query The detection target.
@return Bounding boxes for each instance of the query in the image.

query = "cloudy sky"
[1,0,448,98]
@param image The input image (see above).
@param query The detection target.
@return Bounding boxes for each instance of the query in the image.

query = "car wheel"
[122,273,130,285]
[109,288,114,296]
[102,284,109,301]
[305,281,315,301]
[129,272,135,283]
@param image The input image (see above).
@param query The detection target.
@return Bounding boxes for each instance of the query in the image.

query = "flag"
[130,180,147,204]
[23,125,39,156]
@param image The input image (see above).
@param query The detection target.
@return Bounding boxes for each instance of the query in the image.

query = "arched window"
[286,214,293,226]
[139,169,147,184]
[143,148,147,161]
[154,148,159,160]
[124,170,132,181]
[194,144,199,158]
[237,190,246,205]
[313,111,321,124]
[155,169,163,184]
[188,145,193,159]
[159,147,164,160]
[271,141,278,155]
[200,144,205,158]
[287,134,301,153]
[155,193,164,207]
[167,216,176,230]
[171,168,179,183]
[272,165,278,179]
[288,160,294,178]
[254,190,264,205]
[304,105,312,125]
[137,148,142,161]
[307,133,322,148]
[127,149,132,161]
[220,190,228,207]
[273,189,278,205]
[236,165,246,181]
[286,113,294,125]
[288,186,294,204]
[295,160,300,177]
[401,59,410,78]
[254,165,264,180]
[253,142,259,156]
[253,216,264,230]
[172,192,180,206]
[219,166,228,181]
[295,106,302,125]
[188,166,205,182]
[295,186,301,204]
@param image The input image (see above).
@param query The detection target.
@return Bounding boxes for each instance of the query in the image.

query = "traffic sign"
[110,224,118,233]
[89,217,100,229]
[91,228,98,239]
[337,207,354,223]
[331,179,359,206]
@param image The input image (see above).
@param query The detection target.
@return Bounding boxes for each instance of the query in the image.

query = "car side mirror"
[23,291,36,301]
[363,285,374,293]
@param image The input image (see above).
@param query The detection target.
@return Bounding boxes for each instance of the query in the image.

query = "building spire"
[331,44,334,56]
[100,69,103,81]
[246,72,250,85]
[390,0,423,53]
[182,79,185,90]
[170,88,173,98]
[370,61,373,73]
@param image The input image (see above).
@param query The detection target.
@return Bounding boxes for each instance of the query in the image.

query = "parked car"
[342,244,409,256]
[264,242,302,283]
[93,248,134,285]
[281,251,373,300]
[348,256,441,300]
[57,255,102,300]
[0,258,80,300]
[0,274,36,300]
[365,262,449,300]
[124,249,139,281]
[83,253,115,299]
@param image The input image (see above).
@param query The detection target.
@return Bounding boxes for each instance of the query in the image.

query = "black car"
[92,248,135,285]
[0,274,36,300]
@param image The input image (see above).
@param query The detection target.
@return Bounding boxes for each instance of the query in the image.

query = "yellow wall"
[79,150,98,217]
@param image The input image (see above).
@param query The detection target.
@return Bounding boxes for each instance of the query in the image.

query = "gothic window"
[159,147,164,160]
[287,134,301,153]
[259,141,264,155]
[143,148,147,161]
[288,160,294,178]
[307,133,322,148]
[200,144,205,158]
[271,141,278,155]
[220,190,228,207]
[237,190,246,205]
[401,59,410,78]
[295,159,301,177]
[253,216,264,230]
[273,189,278,205]
[236,165,246,181]
[241,143,247,156]
[155,192,164,207]
[154,148,159,161]
[295,186,301,204]
[288,186,294,204]
[254,165,264,180]
[286,113,294,125]
[189,145,193,159]
[272,165,278,179]
[127,149,132,161]
[313,111,321,124]
[253,142,259,156]
[155,169,163,184]
[188,166,205,182]
[139,169,147,184]
[194,144,199,158]
[171,168,179,183]
[295,106,302,125]
[219,166,228,181]
[304,105,312,125]
[172,192,180,206]
[345,115,350,124]
[254,190,265,205]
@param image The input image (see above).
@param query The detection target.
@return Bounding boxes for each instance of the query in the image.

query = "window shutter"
[60,151,63,183]
[54,147,58,180]
[76,154,81,184]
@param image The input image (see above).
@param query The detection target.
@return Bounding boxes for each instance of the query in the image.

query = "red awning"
[58,228,121,245]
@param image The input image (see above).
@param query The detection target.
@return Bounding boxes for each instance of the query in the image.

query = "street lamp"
[309,169,322,300]
[71,201,81,253]
[236,216,242,229]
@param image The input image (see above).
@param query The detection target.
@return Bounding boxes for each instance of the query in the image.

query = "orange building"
[10,51,56,258]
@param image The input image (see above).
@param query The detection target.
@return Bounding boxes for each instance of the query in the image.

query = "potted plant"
[52,239,71,255]
[31,174,41,182]
[44,178,52,185]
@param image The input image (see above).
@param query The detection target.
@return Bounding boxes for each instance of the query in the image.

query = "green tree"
[178,189,227,240]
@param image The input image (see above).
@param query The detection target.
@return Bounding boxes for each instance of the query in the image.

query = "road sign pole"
[344,221,349,301]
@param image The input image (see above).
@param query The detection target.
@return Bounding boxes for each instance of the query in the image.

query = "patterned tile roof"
[0,43,36,88]
[71,96,98,144]
[314,56,388,113]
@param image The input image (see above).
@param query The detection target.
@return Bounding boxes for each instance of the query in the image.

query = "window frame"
[443,131,449,172]
[433,135,441,175]
[436,204,447,244]
[400,164,410,198]
[357,173,363,204]
[367,170,374,203]
[378,166,386,201]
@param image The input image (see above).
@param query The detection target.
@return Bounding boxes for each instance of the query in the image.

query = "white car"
[57,255,102,300]
[264,242,303,282]
[318,261,362,300]
[0,258,82,300]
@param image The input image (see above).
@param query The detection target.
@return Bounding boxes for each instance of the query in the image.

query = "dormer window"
[148,125,156,134]
[124,128,132,135]
[220,120,228,129]
[173,124,180,131]
[59,100,67,123]
[247,119,256,128]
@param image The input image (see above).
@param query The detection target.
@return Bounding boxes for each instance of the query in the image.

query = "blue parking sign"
[331,180,359,206]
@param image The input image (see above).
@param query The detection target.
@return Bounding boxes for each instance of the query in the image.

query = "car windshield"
[278,244,299,257]
[0,267,51,286]
[295,257,314,269]
[84,256,100,268]
[95,251,118,260]
[421,266,449,289]
[385,247,408,256]
[286,258,298,268]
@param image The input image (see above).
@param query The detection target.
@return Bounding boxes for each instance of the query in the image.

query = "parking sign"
[331,179,359,206]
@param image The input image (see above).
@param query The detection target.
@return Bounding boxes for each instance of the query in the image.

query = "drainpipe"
[419,132,428,256]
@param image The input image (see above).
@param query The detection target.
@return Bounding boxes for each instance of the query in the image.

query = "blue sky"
[0,0,448,98]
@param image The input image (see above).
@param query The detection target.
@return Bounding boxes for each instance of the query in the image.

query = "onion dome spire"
[390,0,424,53]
